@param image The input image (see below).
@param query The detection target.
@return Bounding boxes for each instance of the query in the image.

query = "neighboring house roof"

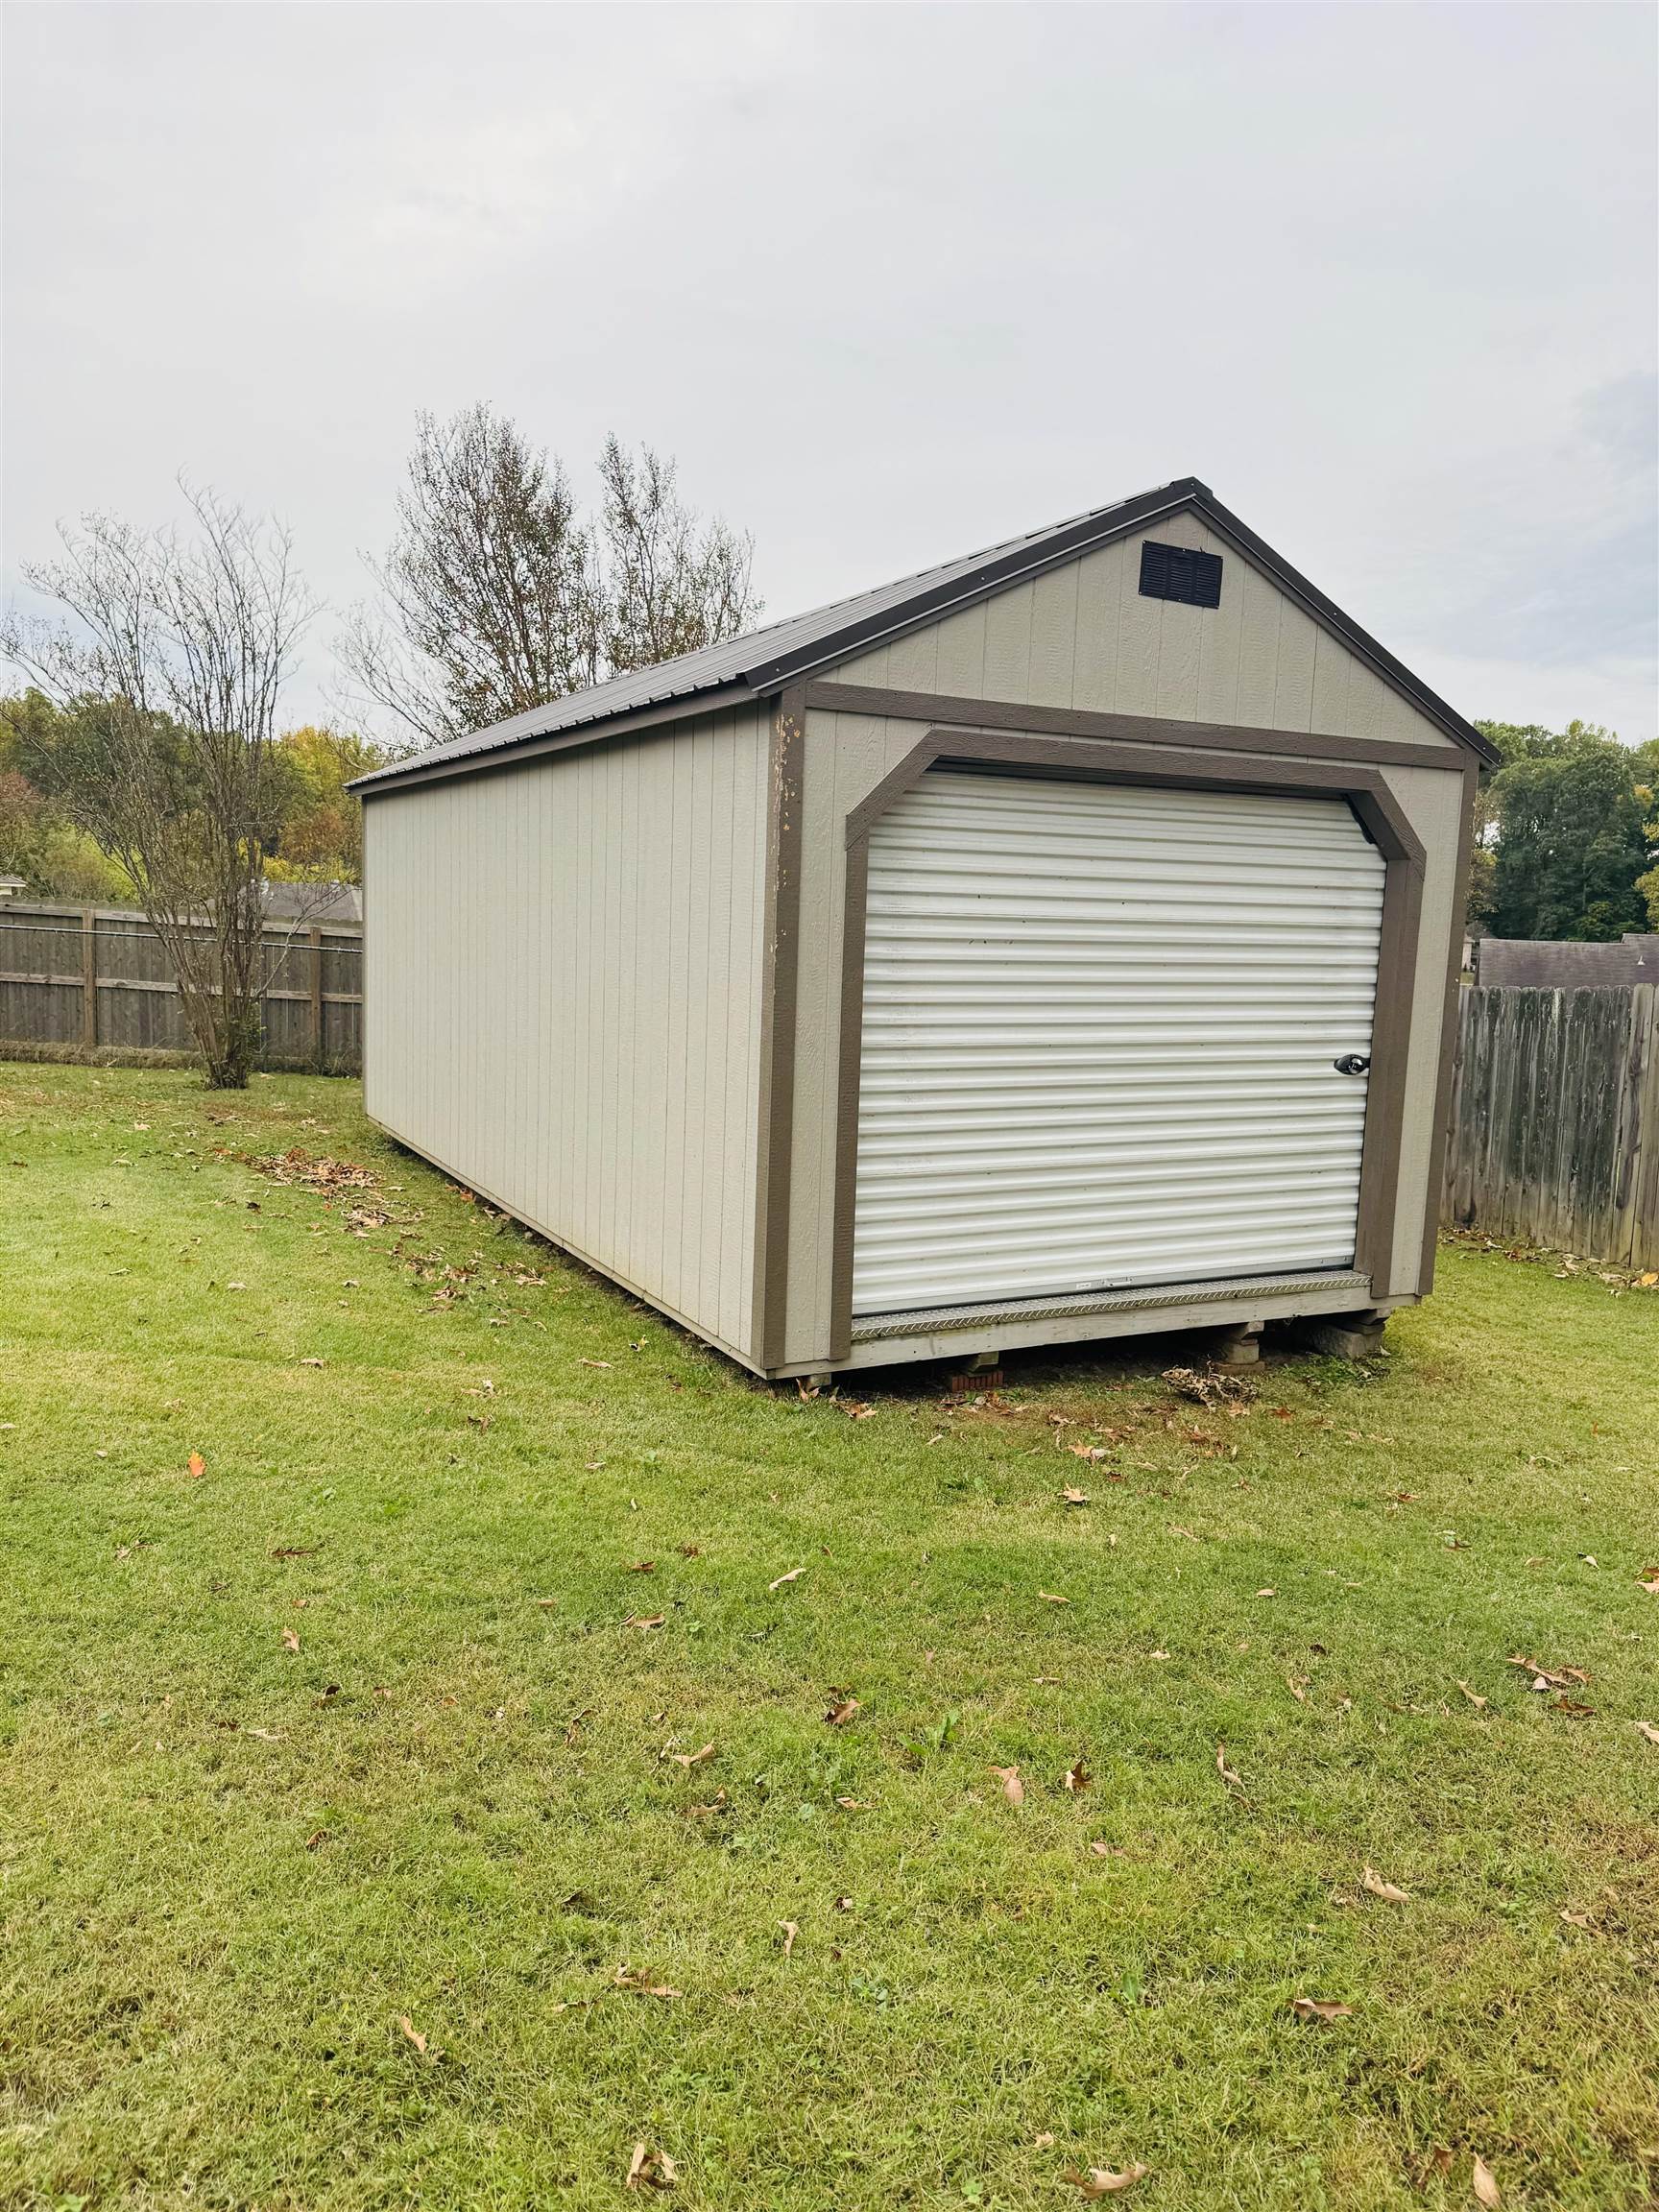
[262,880,362,925]
[351,476,1496,795]
[1475,935,1659,989]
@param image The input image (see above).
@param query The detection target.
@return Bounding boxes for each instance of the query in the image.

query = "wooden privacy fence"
[0,901,363,1072]
[1442,985,1659,1269]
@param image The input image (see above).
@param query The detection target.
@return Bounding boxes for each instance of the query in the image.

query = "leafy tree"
[0,690,135,900]
[266,725,389,884]
[339,405,760,745]
[0,485,315,1087]
[1474,719,1652,942]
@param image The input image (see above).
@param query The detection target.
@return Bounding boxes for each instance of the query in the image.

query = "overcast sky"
[4,1,1655,743]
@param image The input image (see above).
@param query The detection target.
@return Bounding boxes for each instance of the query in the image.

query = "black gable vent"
[1140,541,1223,608]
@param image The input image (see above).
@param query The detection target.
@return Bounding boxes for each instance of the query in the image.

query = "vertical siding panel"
[680,726,713,1305]
[886,621,940,692]
[700,718,735,1329]
[1153,604,1204,720]
[1234,564,1281,726]
[1027,561,1079,708]
[1343,661,1387,743]
[728,726,763,1348]
[982,577,1034,701]
[839,640,891,685]
[1115,539,1162,715]
[663,733,692,1315]
[1270,600,1319,732]
[1194,543,1243,723]
[1310,630,1351,732]
[933,602,988,696]
[637,733,667,1299]
[1070,543,1121,712]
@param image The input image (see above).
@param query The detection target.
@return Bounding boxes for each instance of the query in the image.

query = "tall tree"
[339,406,760,746]
[1476,720,1651,942]
[1,485,315,1087]
[593,435,757,675]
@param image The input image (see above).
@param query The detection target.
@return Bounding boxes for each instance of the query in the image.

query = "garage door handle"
[1334,1054,1371,1076]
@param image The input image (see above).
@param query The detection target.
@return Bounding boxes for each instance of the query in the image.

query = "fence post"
[81,909,97,1049]
[309,926,325,1071]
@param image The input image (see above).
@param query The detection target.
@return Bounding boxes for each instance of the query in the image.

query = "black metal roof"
[352,476,1493,791]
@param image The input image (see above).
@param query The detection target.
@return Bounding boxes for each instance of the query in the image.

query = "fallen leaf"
[991,1763,1025,1807]
[1361,1865,1409,1904]
[1069,1445,1110,1463]
[1038,1591,1070,1605]
[779,1920,799,1957]
[1286,1675,1310,1702]
[281,1627,301,1653]
[1169,1524,1201,1543]
[1473,2152,1502,2207]
[304,1828,328,1849]
[1034,2130,1056,2150]
[244,1726,283,1741]
[187,1452,206,1479]
[1638,1569,1659,1596]
[578,1358,612,1369]
[1215,1743,1244,1791]
[768,1567,806,1592]
[300,1357,325,1369]
[398,2015,428,2055]
[1505,1653,1590,1690]
[613,1965,682,1998]
[1062,1761,1092,1792]
[667,1743,715,1768]
[678,1543,703,1558]
[625,2142,678,2192]
[1552,1695,1596,1718]
[1635,1720,1659,1746]
[825,1695,861,1727]
[626,1560,657,1575]
[1061,2164,1150,2197]
[1255,1587,1277,1599]
[1061,1486,1092,1504]
[1456,1680,1489,1710]
[1290,1996,1353,2024]
[1560,1907,1594,1929]
[623,1613,666,1629]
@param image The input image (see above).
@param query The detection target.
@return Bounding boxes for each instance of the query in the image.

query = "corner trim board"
[753,687,805,1369]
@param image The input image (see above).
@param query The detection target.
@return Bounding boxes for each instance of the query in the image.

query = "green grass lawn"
[2,1064,1656,2212]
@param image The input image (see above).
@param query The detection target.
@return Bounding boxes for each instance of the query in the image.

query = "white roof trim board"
[351,476,1493,793]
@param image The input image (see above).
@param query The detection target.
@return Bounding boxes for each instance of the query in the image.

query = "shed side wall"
[364,708,770,1364]
[830,514,1460,753]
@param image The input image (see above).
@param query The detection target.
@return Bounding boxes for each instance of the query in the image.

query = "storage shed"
[353,478,1492,1378]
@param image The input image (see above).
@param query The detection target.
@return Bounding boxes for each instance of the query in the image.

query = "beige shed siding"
[364,708,770,1364]
[831,515,1458,753]
[781,705,1466,1366]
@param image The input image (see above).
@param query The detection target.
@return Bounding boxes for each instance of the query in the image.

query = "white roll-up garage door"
[852,768,1386,1319]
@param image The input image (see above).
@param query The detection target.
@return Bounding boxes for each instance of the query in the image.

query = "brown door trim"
[825,727,1425,1362]
[1415,757,1480,1294]
[805,680,1460,774]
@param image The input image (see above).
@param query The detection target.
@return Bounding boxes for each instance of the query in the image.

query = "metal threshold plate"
[850,1269,1370,1343]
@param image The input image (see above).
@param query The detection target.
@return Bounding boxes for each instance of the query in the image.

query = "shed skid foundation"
[772,1278,1407,1378]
